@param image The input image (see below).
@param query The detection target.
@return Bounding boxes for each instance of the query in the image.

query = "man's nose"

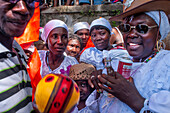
[82,34,86,39]
[12,0,29,15]
[128,29,138,38]
[72,47,76,52]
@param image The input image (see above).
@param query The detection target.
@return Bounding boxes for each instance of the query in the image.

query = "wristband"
[139,99,150,113]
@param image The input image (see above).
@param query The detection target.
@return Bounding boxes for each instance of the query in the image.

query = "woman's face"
[123,14,158,61]
[76,80,91,101]
[47,27,68,55]
[76,29,90,48]
[66,39,81,57]
[91,28,110,51]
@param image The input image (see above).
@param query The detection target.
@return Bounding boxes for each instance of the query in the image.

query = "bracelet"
[139,99,150,113]
[144,98,149,107]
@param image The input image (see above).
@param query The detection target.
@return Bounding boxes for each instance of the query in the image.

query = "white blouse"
[80,46,129,71]
[85,50,170,113]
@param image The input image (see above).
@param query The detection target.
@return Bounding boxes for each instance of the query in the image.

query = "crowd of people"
[39,0,123,8]
[0,0,170,113]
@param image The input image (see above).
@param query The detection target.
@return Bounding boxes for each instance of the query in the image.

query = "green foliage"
[80,9,96,16]
[80,11,84,15]
[109,9,121,16]
[111,21,117,27]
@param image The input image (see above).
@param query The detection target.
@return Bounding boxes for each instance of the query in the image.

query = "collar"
[0,40,28,67]
[0,43,9,53]
[13,40,28,60]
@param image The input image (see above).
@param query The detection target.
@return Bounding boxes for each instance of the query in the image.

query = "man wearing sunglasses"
[0,0,39,112]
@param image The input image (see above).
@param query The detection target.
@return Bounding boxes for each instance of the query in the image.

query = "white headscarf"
[73,22,89,34]
[145,11,170,41]
[41,19,68,42]
[89,18,112,35]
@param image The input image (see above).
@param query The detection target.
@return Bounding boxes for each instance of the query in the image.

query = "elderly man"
[0,0,39,112]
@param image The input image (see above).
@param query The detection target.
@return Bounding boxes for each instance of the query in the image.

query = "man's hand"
[98,67,145,112]
[88,69,103,93]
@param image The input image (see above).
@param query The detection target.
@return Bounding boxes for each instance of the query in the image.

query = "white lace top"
[38,50,78,78]
[85,50,170,113]
[80,46,129,71]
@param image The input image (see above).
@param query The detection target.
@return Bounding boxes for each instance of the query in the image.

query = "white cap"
[90,18,112,34]
[73,22,89,34]
[41,19,68,42]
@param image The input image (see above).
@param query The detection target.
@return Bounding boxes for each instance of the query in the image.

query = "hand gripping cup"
[35,74,80,113]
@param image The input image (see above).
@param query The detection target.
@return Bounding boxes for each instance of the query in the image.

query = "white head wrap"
[145,11,170,41]
[89,18,112,35]
[73,22,89,34]
[41,19,68,42]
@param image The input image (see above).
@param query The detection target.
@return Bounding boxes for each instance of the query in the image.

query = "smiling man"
[0,0,39,112]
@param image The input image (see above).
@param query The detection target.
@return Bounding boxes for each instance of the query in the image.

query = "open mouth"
[127,42,142,50]
[70,51,77,54]
[69,52,77,57]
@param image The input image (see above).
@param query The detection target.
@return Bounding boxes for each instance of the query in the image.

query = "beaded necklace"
[132,50,158,63]
[142,51,158,63]
[130,51,158,77]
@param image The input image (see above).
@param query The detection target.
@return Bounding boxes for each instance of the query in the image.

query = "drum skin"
[35,74,80,113]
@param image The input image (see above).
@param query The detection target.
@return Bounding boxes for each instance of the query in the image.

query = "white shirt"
[85,50,170,113]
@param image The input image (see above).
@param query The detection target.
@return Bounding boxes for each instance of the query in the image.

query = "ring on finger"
[91,75,95,79]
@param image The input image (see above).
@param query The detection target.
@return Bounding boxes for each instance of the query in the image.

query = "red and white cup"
[117,57,133,79]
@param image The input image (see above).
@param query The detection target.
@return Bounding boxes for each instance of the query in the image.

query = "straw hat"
[110,0,170,21]
[69,63,95,80]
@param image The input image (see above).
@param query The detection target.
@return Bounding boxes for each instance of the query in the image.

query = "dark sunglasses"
[5,0,40,8]
[118,24,158,34]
